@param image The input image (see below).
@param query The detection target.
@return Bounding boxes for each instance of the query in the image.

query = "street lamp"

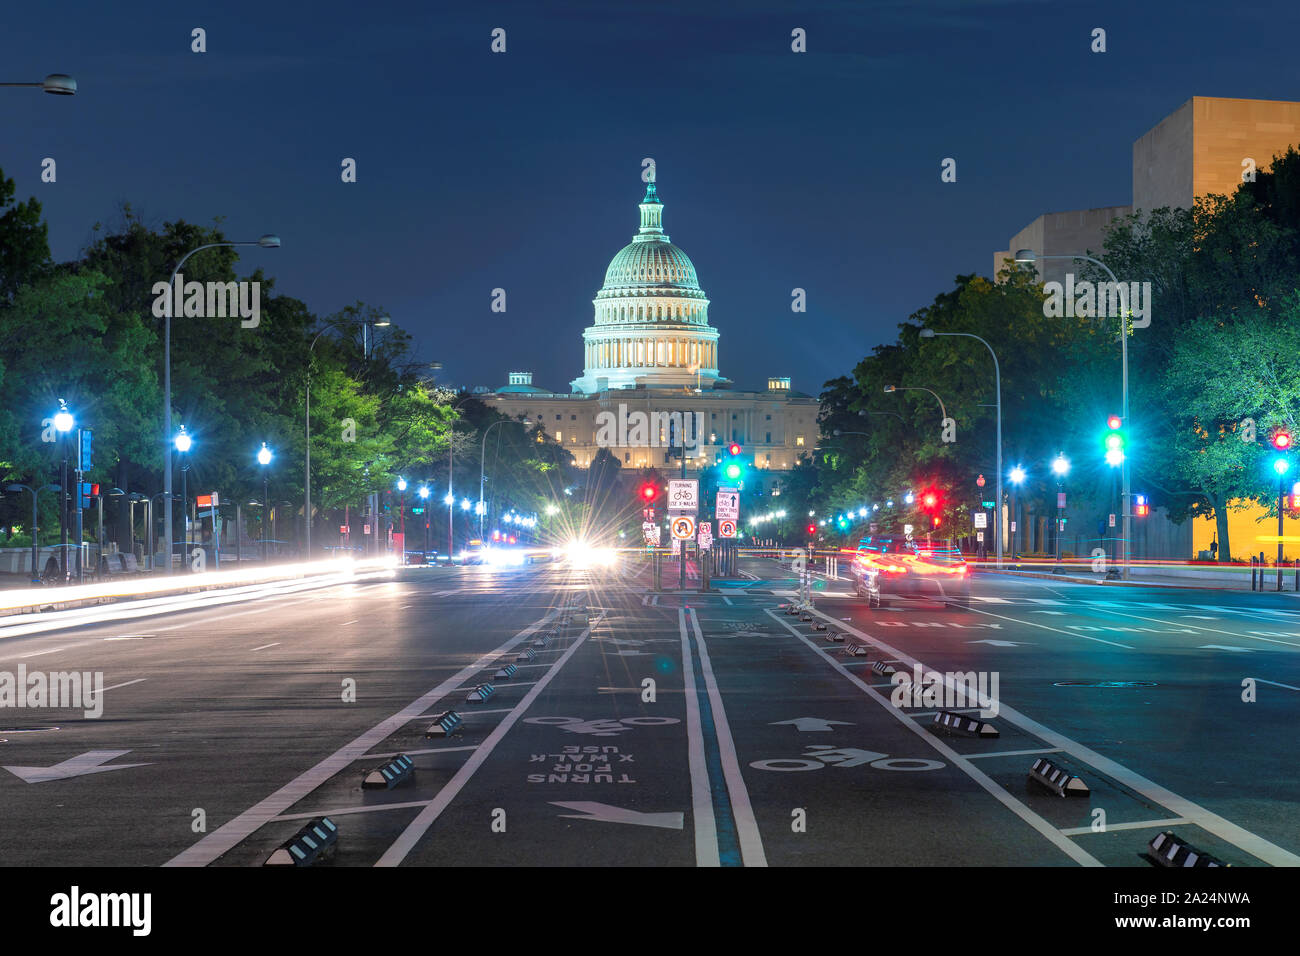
[396,477,407,548]
[479,418,530,540]
[1051,454,1070,569]
[1017,247,1131,578]
[1008,465,1026,560]
[6,483,58,584]
[175,426,192,561]
[163,235,279,572]
[52,400,76,581]
[919,328,1003,567]
[0,74,77,95]
[418,485,431,556]
[883,384,948,427]
[257,442,273,561]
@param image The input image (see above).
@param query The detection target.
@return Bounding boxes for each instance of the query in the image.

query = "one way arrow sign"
[770,718,855,732]
[550,801,683,829]
[3,750,150,784]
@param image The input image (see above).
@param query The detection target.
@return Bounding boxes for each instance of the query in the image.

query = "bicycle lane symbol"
[749,745,945,772]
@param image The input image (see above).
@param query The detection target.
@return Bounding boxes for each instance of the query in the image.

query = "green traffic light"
[725,463,741,480]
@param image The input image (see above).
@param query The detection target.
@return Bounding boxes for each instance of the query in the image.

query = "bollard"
[653,550,661,592]
[1251,556,1257,591]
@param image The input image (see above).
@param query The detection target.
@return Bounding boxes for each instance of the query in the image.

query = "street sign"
[670,537,681,554]
[642,523,660,546]
[196,492,219,508]
[1010,521,1016,532]
[670,515,696,540]
[1109,513,1116,527]
[973,512,987,529]
[718,519,736,538]
[977,531,984,542]
[698,522,713,549]
[642,506,655,521]
[715,490,739,520]
[1057,492,1066,508]
[668,479,699,513]
[340,525,349,534]
[364,524,371,535]
[903,524,913,535]
[981,501,995,509]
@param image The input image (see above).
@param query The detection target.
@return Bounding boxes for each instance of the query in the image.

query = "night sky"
[6,0,1299,395]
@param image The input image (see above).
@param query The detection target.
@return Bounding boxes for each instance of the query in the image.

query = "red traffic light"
[1271,429,1292,451]
[806,524,816,535]
[728,442,741,456]
[640,483,658,501]
[922,493,937,509]
[1107,415,1122,430]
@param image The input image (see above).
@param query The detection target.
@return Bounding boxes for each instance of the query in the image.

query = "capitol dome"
[572,180,721,394]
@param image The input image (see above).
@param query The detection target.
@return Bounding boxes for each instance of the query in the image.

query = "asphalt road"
[1,556,1298,868]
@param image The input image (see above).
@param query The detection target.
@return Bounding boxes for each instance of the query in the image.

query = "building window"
[796,435,805,447]
[556,414,561,421]
[556,431,562,442]
[765,432,771,443]
[625,452,630,463]
[570,414,576,421]
[765,453,771,464]
[766,415,771,421]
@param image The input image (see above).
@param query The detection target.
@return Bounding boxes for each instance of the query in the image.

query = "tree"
[0,169,51,304]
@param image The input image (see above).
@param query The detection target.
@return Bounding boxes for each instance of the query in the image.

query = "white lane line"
[765,608,1101,867]
[251,643,280,651]
[1060,817,1189,837]
[103,637,143,641]
[688,608,767,868]
[454,680,539,692]
[340,620,359,626]
[962,605,1134,649]
[721,595,733,606]
[272,800,433,822]
[375,619,594,867]
[1252,678,1300,692]
[963,747,1063,760]
[16,645,74,659]
[164,610,557,867]
[969,596,1012,604]
[805,606,1300,867]
[361,745,480,761]
[1084,605,1300,649]
[153,595,321,631]
[102,678,148,692]
[679,608,721,868]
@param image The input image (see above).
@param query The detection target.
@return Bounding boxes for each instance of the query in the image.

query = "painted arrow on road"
[770,718,855,732]
[1199,645,1253,652]
[3,750,150,784]
[551,801,684,829]
[966,640,1030,648]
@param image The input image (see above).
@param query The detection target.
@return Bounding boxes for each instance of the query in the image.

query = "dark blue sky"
[6,0,1298,395]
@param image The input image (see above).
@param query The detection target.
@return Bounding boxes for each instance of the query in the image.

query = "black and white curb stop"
[870,661,896,677]
[362,754,415,790]
[532,635,548,648]
[264,816,339,866]
[814,622,827,631]
[425,710,463,737]
[1027,757,1089,797]
[466,682,496,702]
[1145,831,1229,868]
[930,709,999,738]
[495,663,519,679]
[843,642,870,657]
[516,647,537,662]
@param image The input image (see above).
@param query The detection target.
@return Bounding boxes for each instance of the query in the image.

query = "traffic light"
[639,482,658,502]
[1271,428,1292,451]
[806,524,816,536]
[79,482,99,509]
[1104,415,1125,466]
[721,443,746,483]
[1134,494,1150,517]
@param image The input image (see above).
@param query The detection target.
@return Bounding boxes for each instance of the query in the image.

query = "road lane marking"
[689,608,767,867]
[360,745,480,761]
[764,608,1101,867]
[961,606,1134,649]
[101,678,147,693]
[721,595,733,606]
[679,608,721,867]
[375,618,595,867]
[1059,817,1189,836]
[164,609,559,867]
[963,747,1062,760]
[1081,605,1300,649]
[251,643,280,651]
[1251,678,1300,691]
[799,606,1300,867]
[272,800,433,822]
[339,620,359,626]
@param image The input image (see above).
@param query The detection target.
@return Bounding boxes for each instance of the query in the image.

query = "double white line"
[679,607,767,867]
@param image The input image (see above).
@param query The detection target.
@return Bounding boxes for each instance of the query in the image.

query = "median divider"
[1145,830,1229,868]
[466,682,496,702]
[362,754,415,790]
[930,710,999,738]
[425,711,463,737]
[1028,757,1090,797]
[494,663,518,679]
[263,816,339,866]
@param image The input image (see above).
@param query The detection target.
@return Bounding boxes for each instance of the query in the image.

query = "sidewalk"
[977,563,1293,591]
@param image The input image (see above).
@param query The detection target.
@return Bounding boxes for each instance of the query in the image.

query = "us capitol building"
[484,179,819,489]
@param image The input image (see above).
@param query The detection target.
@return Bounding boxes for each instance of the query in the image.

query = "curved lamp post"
[163,235,279,573]
[0,74,76,95]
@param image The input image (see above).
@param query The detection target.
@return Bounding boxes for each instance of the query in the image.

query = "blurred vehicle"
[851,535,970,608]
[460,539,487,565]
[403,550,437,566]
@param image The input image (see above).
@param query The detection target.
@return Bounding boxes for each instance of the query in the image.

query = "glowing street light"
[1051,454,1069,477]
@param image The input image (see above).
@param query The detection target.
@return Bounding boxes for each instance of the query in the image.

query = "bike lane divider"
[383,600,698,866]
[691,599,1087,865]
[796,603,1300,867]
[163,608,562,867]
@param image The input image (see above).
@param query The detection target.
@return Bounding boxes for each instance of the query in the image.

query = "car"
[851,535,971,608]
[460,540,487,565]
